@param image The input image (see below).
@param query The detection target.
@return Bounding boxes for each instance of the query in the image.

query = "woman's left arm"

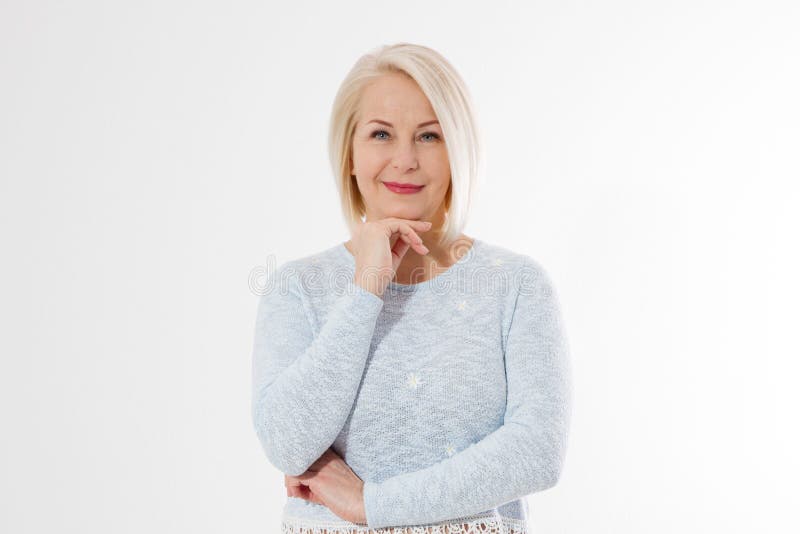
[362,259,573,529]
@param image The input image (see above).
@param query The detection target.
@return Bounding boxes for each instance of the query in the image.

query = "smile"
[382,182,425,194]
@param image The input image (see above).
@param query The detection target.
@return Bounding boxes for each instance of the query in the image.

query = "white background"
[1,1,798,533]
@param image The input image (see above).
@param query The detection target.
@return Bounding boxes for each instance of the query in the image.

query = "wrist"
[354,481,368,525]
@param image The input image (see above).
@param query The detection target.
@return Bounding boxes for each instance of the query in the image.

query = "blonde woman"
[251,43,573,533]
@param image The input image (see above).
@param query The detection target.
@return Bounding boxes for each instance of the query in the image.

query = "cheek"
[353,143,389,170]
[422,148,451,180]
[355,176,379,197]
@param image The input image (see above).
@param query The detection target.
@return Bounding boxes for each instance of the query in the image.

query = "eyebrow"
[366,119,440,128]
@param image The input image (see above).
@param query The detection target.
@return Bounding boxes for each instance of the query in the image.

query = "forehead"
[358,73,436,121]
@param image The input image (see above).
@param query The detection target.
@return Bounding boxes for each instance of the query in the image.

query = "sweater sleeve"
[250,264,384,476]
[362,259,573,528]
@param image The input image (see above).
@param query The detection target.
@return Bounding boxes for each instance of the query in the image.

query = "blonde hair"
[328,42,482,247]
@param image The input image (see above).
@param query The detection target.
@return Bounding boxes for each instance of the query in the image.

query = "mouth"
[382,181,425,194]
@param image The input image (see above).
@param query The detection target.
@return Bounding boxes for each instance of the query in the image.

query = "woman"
[251,43,573,533]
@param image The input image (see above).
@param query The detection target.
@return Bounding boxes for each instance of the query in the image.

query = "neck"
[392,233,474,285]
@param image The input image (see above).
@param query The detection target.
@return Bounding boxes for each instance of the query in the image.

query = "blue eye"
[370,130,441,142]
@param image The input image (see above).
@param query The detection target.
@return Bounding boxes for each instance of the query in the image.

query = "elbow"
[251,404,313,476]
[529,418,570,492]
[524,463,562,494]
[269,449,311,477]
[539,453,566,492]
[542,466,563,491]
[270,442,314,477]
[252,421,311,476]
[522,447,566,494]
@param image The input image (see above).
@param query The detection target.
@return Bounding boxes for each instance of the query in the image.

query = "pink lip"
[383,182,424,194]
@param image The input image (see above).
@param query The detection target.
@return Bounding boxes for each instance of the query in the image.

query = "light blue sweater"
[251,238,573,530]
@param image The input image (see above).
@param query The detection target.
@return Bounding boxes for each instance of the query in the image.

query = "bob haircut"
[328,42,482,248]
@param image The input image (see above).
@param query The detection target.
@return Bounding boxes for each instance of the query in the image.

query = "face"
[349,72,451,225]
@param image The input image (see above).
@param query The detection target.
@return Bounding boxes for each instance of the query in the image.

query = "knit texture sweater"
[251,238,573,531]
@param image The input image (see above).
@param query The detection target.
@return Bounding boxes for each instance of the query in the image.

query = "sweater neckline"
[336,237,482,292]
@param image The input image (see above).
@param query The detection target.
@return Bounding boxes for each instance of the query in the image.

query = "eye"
[369,130,441,142]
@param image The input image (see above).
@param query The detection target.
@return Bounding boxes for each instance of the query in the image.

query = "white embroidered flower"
[456,299,467,311]
[493,258,504,266]
[406,372,422,389]
[445,444,456,457]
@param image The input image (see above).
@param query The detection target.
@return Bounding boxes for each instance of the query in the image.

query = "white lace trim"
[281,512,528,534]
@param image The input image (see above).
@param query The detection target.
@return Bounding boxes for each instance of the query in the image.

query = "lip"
[382,181,425,194]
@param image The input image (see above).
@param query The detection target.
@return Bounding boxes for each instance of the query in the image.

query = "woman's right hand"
[349,217,433,297]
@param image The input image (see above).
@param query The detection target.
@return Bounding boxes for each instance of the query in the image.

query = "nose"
[391,139,420,173]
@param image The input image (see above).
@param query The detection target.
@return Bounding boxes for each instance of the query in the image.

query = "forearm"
[252,280,384,476]
[362,392,571,527]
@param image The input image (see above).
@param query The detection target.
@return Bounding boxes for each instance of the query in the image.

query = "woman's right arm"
[253,217,431,476]
[250,266,384,476]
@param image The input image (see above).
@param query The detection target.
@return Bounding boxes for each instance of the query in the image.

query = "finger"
[396,224,429,255]
[382,218,431,236]
[306,489,324,505]
[397,232,428,255]
[391,238,411,262]
[401,219,433,231]
[287,478,321,504]
[286,476,319,502]
[295,485,315,502]
[285,477,308,499]
[373,219,430,256]
[285,475,299,488]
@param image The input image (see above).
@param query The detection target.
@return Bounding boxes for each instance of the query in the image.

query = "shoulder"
[473,238,554,288]
[265,242,350,298]
[274,243,342,272]
[470,240,566,313]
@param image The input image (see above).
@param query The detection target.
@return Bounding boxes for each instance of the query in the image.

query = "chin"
[383,209,426,221]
